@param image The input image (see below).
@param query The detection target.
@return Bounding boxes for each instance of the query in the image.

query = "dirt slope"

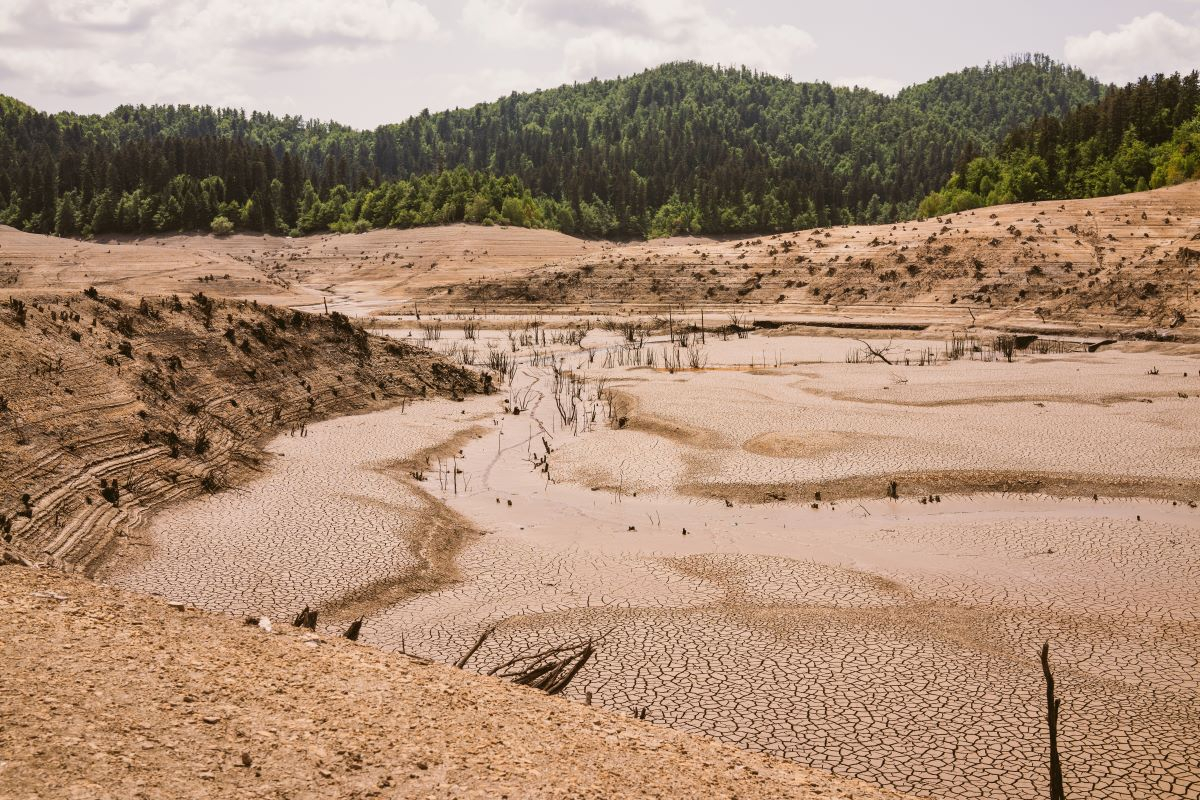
[449,182,1200,328]
[5,185,1197,327]
[0,226,286,303]
[0,291,480,573]
[0,565,914,800]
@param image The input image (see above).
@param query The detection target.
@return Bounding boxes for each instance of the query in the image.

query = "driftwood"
[1041,642,1066,800]
[854,338,894,364]
[455,627,601,696]
[454,625,496,669]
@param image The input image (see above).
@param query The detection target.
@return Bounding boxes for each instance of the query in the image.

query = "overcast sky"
[1,1,1198,128]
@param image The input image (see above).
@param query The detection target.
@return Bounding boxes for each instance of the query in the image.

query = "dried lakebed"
[107,331,1200,800]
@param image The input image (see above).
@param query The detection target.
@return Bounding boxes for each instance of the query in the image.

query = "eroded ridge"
[0,291,480,573]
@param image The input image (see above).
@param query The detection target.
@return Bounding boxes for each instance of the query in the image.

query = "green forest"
[3,54,1186,241]
[919,70,1200,217]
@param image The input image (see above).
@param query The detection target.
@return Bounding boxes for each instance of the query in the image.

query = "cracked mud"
[109,327,1200,799]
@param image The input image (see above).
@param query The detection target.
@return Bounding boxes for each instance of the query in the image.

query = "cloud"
[462,0,815,80]
[444,66,551,110]
[0,0,439,104]
[832,75,904,96]
[45,0,161,31]
[179,0,439,50]
[1064,12,1200,83]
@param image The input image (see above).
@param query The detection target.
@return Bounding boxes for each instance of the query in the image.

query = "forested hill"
[919,70,1200,216]
[1,56,1103,240]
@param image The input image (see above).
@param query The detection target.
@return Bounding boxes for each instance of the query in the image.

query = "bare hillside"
[6,186,1197,329]
[449,183,1200,329]
[0,290,480,573]
[0,223,596,312]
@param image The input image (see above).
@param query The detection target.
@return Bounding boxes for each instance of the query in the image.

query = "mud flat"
[108,324,1200,799]
[105,396,499,624]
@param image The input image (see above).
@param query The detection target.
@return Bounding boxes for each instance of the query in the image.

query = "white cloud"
[1064,12,1200,83]
[177,0,439,49]
[45,0,161,30]
[462,0,815,80]
[0,0,439,105]
[831,75,904,95]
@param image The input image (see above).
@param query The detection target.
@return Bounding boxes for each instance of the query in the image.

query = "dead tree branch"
[1041,642,1067,800]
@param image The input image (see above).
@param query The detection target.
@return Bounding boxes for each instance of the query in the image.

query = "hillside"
[0,57,1102,239]
[921,70,1200,215]
[0,290,481,573]
[5,182,1196,329]
[447,181,1200,329]
[0,565,913,800]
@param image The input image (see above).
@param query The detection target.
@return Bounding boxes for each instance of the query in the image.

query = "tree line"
[1,56,1104,240]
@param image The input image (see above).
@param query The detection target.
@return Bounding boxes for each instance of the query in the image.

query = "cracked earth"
[108,325,1200,799]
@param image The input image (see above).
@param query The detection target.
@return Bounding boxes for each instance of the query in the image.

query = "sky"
[1,1,1199,128]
